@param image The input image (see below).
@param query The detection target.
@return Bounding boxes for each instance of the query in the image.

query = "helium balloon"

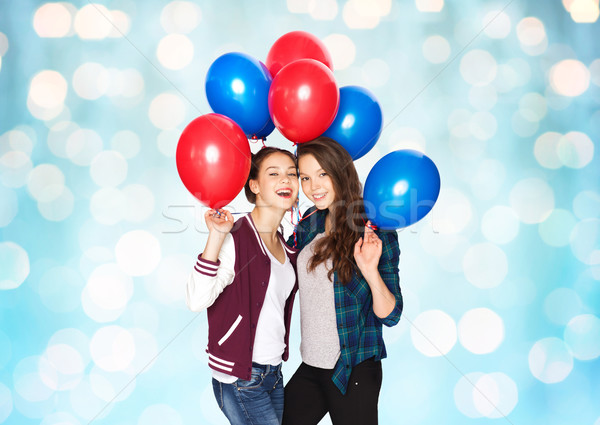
[176,113,251,209]
[206,52,272,137]
[253,118,275,140]
[268,59,339,144]
[323,86,383,160]
[363,150,441,230]
[266,31,333,76]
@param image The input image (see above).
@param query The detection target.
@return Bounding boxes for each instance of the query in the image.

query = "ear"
[249,179,259,195]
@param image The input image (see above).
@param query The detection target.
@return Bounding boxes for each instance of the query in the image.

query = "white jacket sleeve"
[185,233,236,312]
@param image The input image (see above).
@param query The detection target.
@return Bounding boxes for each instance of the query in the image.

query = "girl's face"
[250,152,299,210]
[298,154,336,210]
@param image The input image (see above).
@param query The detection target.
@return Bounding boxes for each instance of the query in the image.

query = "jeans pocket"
[212,379,224,410]
[235,369,265,390]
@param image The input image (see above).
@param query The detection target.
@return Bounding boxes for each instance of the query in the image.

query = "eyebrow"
[266,166,297,171]
[299,168,324,175]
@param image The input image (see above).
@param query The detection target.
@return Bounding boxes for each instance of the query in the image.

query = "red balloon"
[176,114,251,209]
[266,31,333,77]
[269,59,339,144]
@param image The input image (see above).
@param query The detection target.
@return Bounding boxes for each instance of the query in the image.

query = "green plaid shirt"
[287,207,403,394]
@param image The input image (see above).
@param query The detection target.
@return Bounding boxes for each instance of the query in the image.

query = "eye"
[269,173,278,176]
[319,172,328,177]
[300,176,309,182]
[288,173,297,177]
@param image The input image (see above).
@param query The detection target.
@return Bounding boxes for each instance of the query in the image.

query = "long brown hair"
[298,137,365,284]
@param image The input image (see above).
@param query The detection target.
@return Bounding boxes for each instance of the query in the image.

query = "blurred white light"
[460,49,497,86]
[573,190,600,220]
[468,85,497,110]
[323,34,356,70]
[422,35,451,64]
[570,218,600,265]
[529,337,573,383]
[458,308,505,354]
[469,159,505,201]
[39,266,84,313]
[411,310,457,357]
[38,186,74,221]
[161,1,202,33]
[0,242,30,290]
[29,70,68,109]
[124,329,159,375]
[120,68,145,98]
[416,0,444,12]
[0,31,8,56]
[73,62,110,100]
[27,164,65,202]
[361,58,390,87]
[149,93,186,130]
[139,404,183,425]
[13,355,55,402]
[494,63,519,93]
[69,376,114,420]
[544,288,583,326]
[387,127,427,153]
[74,4,113,39]
[287,0,310,13]
[570,0,600,22]
[39,344,84,391]
[0,383,12,423]
[115,230,162,276]
[352,0,391,17]
[156,34,194,70]
[90,151,128,187]
[90,326,135,372]
[519,92,547,122]
[90,187,127,225]
[469,111,497,140]
[557,131,594,168]
[463,243,508,288]
[84,263,133,311]
[33,3,72,38]
[122,184,155,223]
[473,373,518,418]
[48,121,78,158]
[564,314,600,360]
[550,59,590,97]
[5,129,35,154]
[0,186,18,227]
[66,128,104,166]
[110,130,140,159]
[429,188,473,235]
[447,109,471,138]
[534,131,563,169]
[309,0,338,20]
[1,150,33,188]
[509,178,554,224]
[454,372,486,418]
[481,206,520,244]
[538,209,577,247]
[108,10,130,38]
[516,17,546,46]
[590,59,600,86]
[40,412,81,425]
[343,0,380,28]
[483,10,511,39]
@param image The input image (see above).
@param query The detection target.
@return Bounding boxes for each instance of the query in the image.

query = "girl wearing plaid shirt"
[283,138,403,425]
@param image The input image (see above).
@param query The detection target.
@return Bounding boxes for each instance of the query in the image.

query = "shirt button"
[256,302,261,307]
[249,346,253,352]
[261,281,266,287]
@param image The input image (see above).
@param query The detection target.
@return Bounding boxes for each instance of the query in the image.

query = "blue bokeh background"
[1,1,599,424]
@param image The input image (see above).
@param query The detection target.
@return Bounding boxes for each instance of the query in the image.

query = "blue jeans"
[212,362,284,425]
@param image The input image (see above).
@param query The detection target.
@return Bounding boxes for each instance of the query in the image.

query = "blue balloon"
[363,150,441,230]
[322,86,383,160]
[253,118,275,140]
[206,53,272,137]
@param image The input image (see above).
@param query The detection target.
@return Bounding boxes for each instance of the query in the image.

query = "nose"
[311,179,320,191]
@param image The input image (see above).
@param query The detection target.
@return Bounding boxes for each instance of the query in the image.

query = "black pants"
[282,359,382,425]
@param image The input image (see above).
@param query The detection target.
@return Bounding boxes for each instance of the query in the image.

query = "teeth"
[277,190,291,195]
[313,193,326,200]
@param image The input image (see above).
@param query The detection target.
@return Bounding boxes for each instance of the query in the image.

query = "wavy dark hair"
[244,147,297,204]
[297,137,366,284]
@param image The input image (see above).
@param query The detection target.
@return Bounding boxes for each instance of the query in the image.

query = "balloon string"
[361,217,377,231]
[293,208,318,248]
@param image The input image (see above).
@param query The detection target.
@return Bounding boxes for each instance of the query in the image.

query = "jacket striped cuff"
[195,254,220,277]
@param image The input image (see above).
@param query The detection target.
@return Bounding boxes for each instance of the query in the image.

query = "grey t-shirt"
[297,233,341,369]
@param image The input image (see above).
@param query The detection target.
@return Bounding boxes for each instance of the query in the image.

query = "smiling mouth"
[313,193,327,201]
[276,189,292,198]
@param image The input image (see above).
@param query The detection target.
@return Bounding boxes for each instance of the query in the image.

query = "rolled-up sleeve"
[375,230,403,327]
[185,234,236,312]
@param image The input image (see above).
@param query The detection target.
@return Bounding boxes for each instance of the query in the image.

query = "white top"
[297,233,341,369]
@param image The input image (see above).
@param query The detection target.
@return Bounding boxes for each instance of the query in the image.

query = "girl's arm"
[354,224,403,325]
[185,209,236,312]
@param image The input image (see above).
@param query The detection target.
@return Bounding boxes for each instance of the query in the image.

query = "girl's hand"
[204,209,234,234]
[353,221,382,277]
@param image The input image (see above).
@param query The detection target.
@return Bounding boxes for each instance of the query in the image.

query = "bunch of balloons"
[176,31,440,229]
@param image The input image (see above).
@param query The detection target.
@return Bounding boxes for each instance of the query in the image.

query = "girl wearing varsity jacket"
[186,147,299,425]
